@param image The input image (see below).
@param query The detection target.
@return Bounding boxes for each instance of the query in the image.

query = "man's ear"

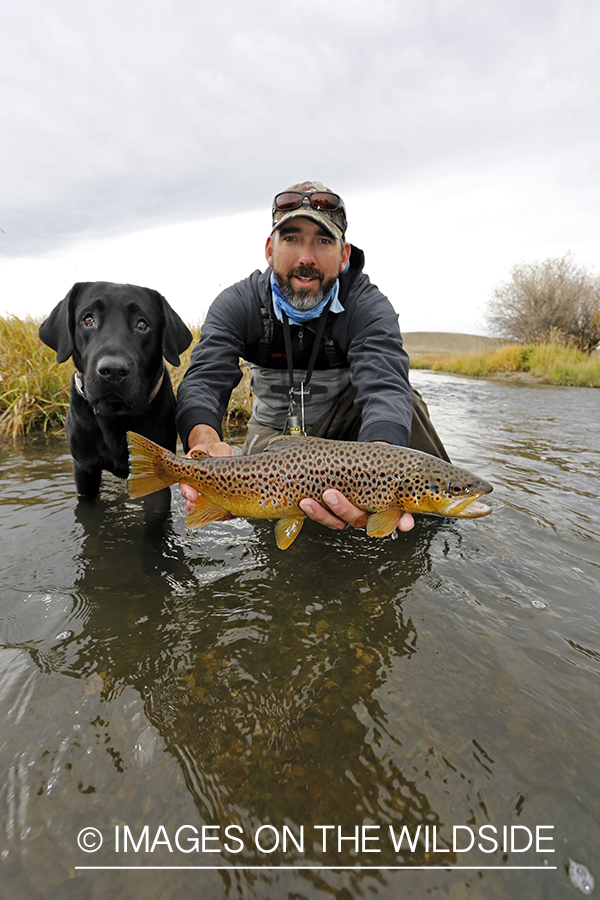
[265,235,274,268]
[340,241,351,272]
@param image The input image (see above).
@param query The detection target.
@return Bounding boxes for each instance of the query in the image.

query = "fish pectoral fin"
[184,495,227,530]
[274,516,305,550]
[366,508,403,538]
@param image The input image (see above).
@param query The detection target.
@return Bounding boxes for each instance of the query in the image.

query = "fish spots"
[130,433,492,536]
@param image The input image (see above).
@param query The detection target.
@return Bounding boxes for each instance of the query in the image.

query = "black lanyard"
[281,298,333,433]
[281,298,333,389]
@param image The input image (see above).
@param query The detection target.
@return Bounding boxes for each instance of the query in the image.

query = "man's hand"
[299,491,414,534]
[179,424,234,512]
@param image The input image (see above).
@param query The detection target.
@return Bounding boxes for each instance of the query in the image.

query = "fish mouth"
[445,495,492,517]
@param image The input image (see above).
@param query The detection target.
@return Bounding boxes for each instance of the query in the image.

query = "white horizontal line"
[75,865,557,871]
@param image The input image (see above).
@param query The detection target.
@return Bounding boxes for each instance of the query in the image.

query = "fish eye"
[448,482,465,494]
[136,319,150,332]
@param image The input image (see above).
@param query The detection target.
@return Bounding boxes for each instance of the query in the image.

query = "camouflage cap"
[271,181,347,240]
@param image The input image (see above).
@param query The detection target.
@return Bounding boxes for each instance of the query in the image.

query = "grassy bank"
[0,316,72,438]
[410,342,600,387]
[1,315,598,438]
[0,317,251,439]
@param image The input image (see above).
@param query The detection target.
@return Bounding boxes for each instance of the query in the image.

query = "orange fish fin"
[366,508,403,538]
[184,495,227,530]
[128,432,175,498]
[264,436,293,452]
[274,516,305,550]
[264,434,315,452]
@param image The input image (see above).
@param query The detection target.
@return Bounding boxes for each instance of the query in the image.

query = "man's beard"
[277,267,337,311]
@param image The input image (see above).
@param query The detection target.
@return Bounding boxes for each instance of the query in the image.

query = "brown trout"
[127,432,492,549]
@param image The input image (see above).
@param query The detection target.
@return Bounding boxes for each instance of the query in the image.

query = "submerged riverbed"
[1,371,599,900]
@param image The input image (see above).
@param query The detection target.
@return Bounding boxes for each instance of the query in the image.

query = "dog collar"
[74,371,86,398]
[74,368,165,407]
[148,368,165,403]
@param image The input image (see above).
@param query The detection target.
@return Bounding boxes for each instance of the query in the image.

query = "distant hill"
[402,332,508,356]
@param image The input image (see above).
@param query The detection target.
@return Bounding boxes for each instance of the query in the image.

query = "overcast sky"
[1,0,599,334]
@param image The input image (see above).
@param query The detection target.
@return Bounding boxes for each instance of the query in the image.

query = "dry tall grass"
[1,316,597,438]
[0,317,253,438]
[411,342,600,387]
[0,316,72,437]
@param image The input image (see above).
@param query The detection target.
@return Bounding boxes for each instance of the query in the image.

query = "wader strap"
[254,305,274,366]
[255,300,345,369]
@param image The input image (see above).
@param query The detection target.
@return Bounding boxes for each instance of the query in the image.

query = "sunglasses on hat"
[272,191,343,214]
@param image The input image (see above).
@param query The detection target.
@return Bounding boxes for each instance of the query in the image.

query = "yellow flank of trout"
[127,432,493,550]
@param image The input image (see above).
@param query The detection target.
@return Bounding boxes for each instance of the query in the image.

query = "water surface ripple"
[0,372,598,899]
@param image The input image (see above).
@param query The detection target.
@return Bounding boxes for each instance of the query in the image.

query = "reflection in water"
[127,535,439,865]
[1,377,600,899]
[16,493,451,887]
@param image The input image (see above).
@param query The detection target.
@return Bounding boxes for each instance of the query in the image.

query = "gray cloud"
[2,0,599,257]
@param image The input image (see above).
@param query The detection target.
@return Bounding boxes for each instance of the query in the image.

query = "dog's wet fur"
[39,282,192,518]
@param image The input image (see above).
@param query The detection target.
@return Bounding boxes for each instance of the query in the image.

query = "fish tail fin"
[128,432,177,498]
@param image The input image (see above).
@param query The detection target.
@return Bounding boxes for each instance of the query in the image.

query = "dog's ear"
[39,283,87,363]
[153,292,193,366]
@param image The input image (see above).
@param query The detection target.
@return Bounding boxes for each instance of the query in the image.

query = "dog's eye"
[136,319,149,332]
[82,315,96,328]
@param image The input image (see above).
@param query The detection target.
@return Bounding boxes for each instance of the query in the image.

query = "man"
[176,181,449,535]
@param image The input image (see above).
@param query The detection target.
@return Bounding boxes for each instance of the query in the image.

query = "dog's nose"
[96,356,131,383]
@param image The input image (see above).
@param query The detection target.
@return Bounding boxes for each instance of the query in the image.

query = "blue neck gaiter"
[270,272,344,325]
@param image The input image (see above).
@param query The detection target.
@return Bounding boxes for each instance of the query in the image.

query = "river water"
[0,371,598,900]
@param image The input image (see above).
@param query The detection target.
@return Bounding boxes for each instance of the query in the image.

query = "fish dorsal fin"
[188,448,209,458]
[265,434,327,452]
[274,515,305,550]
[184,495,227,530]
[366,508,403,538]
[265,435,301,452]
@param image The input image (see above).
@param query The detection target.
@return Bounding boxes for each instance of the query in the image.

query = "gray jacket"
[176,245,413,448]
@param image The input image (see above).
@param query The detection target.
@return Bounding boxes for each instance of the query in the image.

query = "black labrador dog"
[39,281,192,514]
